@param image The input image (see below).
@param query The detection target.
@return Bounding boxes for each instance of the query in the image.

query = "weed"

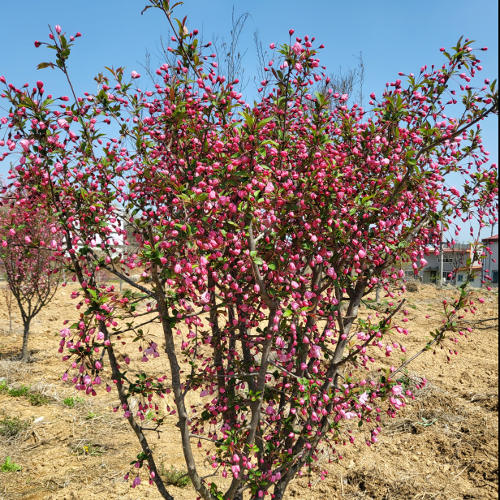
[27,393,50,406]
[62,396,85,407]
[73,442,103,457]
[0,456,22,472]
[8,385,30,397]
[145,410,155,420]
[0,380,7,393]
[0,415,30,437]
[160,465,191,488]
[85,411,99,420]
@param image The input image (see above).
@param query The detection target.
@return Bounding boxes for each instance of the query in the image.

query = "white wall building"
[481,234,498,288]
[420,243,482,287]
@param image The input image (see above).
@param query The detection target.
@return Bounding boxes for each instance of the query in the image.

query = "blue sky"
[0,0,498,238]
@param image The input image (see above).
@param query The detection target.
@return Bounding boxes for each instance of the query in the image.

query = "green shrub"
[7,385,30,397]
[160,465,191,488]
[0,415,30,437]
[0,457,22,472]
[62,396,85,407]
[27,393,50,406]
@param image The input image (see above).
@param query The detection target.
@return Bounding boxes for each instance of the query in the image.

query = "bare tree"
[142,6,251,93]
[310,51,365,111]
[254,29,273,90]
[355,51,365,107]
[211,7,251,91]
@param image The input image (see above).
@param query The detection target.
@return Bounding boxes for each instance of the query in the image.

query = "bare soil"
[0,283,497,500]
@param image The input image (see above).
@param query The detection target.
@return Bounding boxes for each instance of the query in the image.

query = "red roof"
[457,265,482,271]
[482,234,498,242]
[442,247,470,253]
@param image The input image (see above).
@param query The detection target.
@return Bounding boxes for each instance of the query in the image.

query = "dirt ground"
[0,282,497,500]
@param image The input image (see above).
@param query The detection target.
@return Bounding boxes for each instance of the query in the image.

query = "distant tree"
[0,200,62,362]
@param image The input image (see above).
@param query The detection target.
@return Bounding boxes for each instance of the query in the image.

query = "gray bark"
[21,320,31,363]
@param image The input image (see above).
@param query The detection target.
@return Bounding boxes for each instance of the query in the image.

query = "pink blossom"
[392,385,402,396]
[200,291,210,304]
[308,345,321,358]
[19,139,31,151]
[326,267,337,278]
[264,182,275,193]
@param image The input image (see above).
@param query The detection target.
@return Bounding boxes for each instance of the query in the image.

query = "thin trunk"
[67,247,174,499]
[21,319,31,363]
[376,284,380,304]
[272,475,293,500]
[150,262,213,500]
[101,322,174,500]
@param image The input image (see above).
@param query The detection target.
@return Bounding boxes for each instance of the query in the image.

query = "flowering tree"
[0,200,62,361]
[0,1,497,498]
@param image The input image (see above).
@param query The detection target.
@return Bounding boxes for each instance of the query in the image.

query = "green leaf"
[37,62,55,70]
[255,116,274,129]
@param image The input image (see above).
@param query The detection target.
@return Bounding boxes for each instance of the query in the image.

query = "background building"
[420,243,482,287]
[481,234,498,288]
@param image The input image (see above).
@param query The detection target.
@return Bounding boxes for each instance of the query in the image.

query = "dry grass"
[0,283,497,500]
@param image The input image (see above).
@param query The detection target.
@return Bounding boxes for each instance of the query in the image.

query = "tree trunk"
[21,319,31,363]
[375,284,381,304]
[272,475,293,500]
